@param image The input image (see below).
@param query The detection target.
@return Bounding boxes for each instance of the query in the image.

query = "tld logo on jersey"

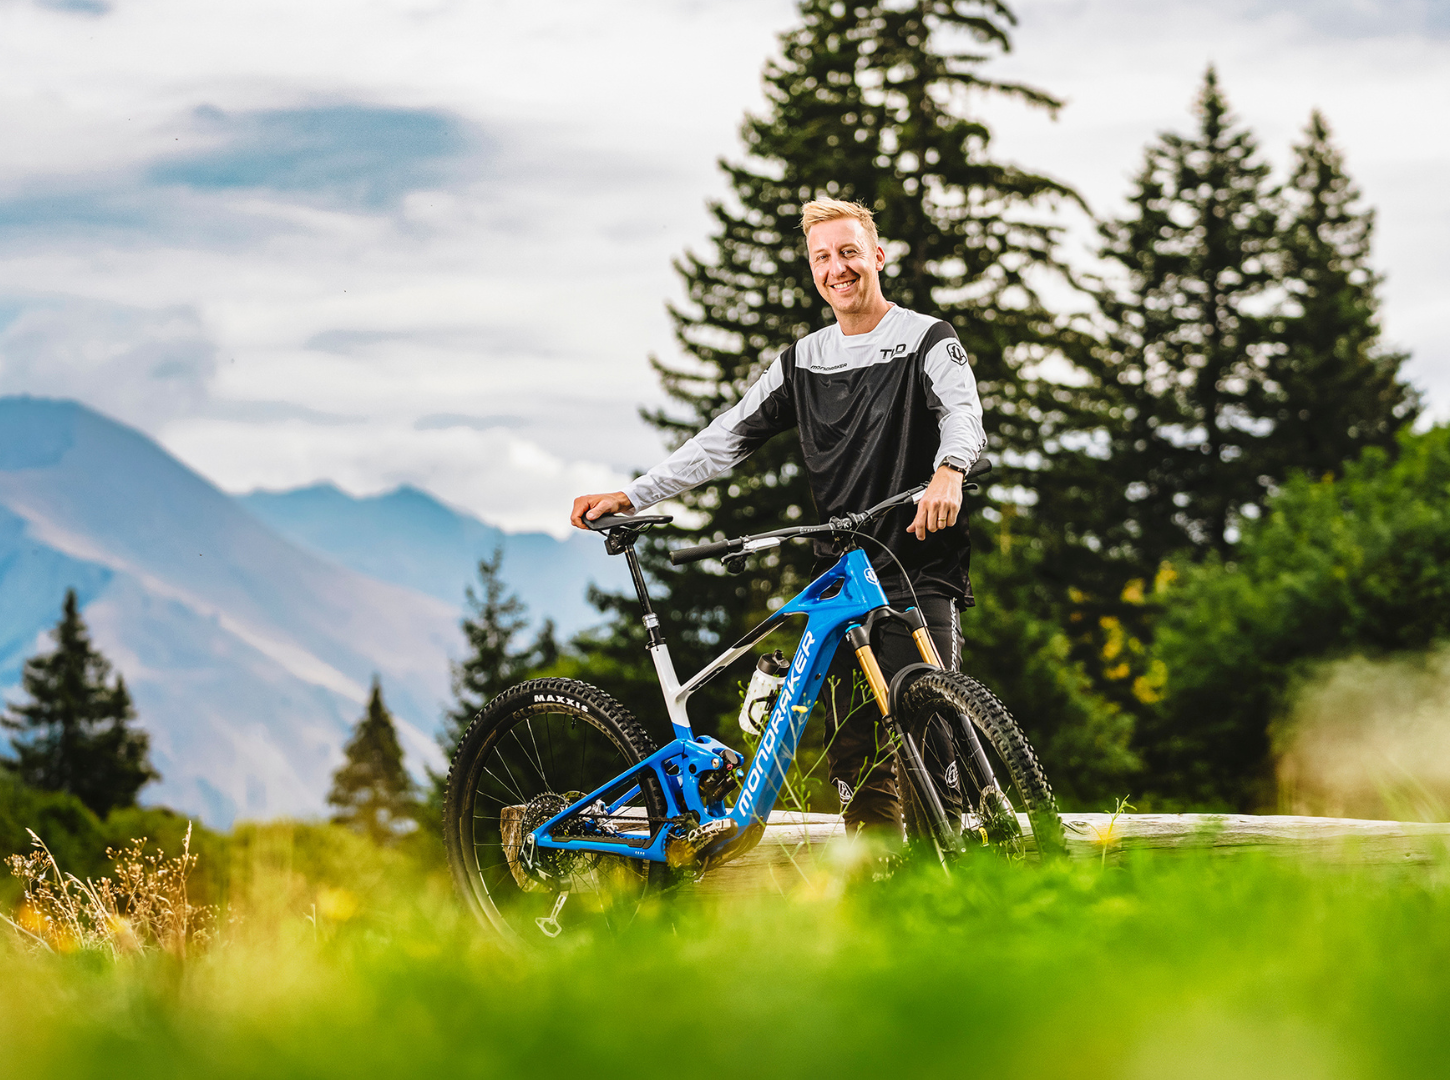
[946,343,969,366]
[878,342,907,360]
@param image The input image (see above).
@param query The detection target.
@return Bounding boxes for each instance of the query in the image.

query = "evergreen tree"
[440,550,557,749]
[427,551,558,809]
[1074,67,1281,577]
[1040,72,1418,719]
[594,0,1084,738]
[1264,110,1419,479]
[327,678,418,844]
[1,590,158,817]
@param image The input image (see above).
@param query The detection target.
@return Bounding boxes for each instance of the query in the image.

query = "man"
[571,197,985,836]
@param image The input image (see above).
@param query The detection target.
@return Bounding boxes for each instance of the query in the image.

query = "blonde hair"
[800,197,879,252]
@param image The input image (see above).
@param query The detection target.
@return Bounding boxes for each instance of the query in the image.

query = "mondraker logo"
[736,630,816,817]
[945,761,960,790]
[864,568,879,585]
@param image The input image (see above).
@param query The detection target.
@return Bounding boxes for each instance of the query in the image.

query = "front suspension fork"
[847,612,1003,839]
[846,619,956,843]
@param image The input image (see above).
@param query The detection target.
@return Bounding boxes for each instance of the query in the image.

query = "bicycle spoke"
[524,718,549,782]
[494,743,531,801]
[509,724,548,784]
[481,762,526,805]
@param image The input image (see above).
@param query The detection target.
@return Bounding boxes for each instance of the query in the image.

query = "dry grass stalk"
[4,824,215,958]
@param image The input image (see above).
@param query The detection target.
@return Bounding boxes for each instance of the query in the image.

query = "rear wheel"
[443,678,669,942]
[898,670,1066,860]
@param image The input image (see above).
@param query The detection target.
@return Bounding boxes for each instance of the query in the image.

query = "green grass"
[3,832,1449,1079]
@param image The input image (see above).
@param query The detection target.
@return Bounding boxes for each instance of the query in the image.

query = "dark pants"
[822,592,962,835]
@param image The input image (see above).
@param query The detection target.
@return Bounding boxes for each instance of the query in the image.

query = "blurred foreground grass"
[3,825,1449,1079]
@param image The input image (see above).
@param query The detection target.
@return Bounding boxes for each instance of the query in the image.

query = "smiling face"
[806,216,889,326]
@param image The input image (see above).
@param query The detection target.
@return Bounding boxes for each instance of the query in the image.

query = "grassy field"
[3,826,1449,1079]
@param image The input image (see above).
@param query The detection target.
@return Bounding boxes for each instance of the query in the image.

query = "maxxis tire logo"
[533,693,585,711]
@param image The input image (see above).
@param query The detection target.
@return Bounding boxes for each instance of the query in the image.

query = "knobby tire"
[897,669,1067,860]
[443,678,668,944]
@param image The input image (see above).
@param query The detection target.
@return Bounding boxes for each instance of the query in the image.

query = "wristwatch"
[939,460,967,476]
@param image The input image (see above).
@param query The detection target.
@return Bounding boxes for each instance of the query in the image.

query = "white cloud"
[0,298,216,426]
[163,416,627,537]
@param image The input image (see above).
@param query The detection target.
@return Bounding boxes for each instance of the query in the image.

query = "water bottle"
[738,649,789,735]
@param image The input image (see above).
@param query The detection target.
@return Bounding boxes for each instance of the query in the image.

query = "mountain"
[235,484,625,638]
[0,396,461,827]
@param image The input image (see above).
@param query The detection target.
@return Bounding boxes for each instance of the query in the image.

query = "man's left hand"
[907,465,964,540]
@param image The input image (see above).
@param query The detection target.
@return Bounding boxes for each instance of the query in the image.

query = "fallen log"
[695,810,1450,892]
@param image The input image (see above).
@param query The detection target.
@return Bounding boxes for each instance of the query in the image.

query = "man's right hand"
[571,491,634,530]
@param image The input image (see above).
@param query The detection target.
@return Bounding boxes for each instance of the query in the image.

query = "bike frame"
[529,546,923,864]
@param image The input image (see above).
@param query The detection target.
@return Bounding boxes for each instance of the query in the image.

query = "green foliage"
[0,770,225,908]
[959,516,1139,806]
[326,680,420,845]
[4,851,1450,1077]
[1144,426,1450,809]
[2,590,158,817]
[222,819,446,934]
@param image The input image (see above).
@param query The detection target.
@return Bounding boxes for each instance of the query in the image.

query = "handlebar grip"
[965,456,993,480]
[669,538,742,566]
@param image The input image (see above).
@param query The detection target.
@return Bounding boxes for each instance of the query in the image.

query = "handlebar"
[667,536,741,563]
[668,457,992,566]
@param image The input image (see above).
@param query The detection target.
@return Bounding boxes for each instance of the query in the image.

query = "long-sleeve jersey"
[623,305,987,600]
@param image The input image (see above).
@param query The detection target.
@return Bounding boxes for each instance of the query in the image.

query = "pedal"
[665,817,738,869]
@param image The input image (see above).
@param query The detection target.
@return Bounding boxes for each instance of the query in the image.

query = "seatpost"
[622,546,666,648]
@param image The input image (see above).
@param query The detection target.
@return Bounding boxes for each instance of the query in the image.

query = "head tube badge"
[864,567,879,585]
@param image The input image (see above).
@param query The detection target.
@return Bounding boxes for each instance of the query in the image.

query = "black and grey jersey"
[623,305,987,600]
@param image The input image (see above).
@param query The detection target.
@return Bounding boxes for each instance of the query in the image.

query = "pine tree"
[1035,73,1421,715]
[427,551,558,810]
[327,678,418,844]
[599,0,1083,736]
[1,589,158,817]
[1264,110,1419,478]
[1076,67,1281,576]
[439,550,557,749]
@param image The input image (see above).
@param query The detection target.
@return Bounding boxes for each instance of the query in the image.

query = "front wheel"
[443,678,670,943]
[897,669,1067,860]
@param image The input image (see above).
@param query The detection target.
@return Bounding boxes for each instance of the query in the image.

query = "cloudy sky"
[0,0,1444,535]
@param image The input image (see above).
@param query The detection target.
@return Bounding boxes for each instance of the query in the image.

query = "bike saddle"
[585,513,674,556]
[584,513,673,532]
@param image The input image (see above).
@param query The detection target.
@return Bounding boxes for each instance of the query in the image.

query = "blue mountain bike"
[443,458,1065,940]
